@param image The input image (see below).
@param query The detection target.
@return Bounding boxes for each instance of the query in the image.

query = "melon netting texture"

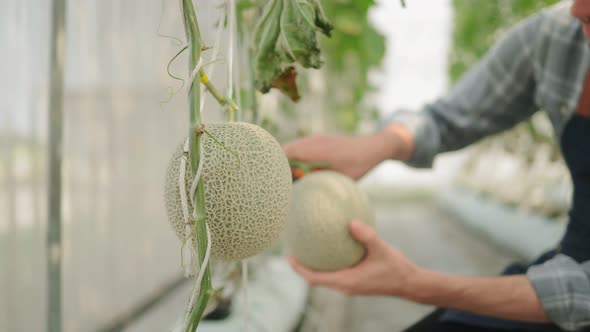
[286,171,374,270]
[164,122,292,261]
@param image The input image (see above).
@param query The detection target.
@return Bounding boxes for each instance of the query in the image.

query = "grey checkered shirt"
[386,2,590,330]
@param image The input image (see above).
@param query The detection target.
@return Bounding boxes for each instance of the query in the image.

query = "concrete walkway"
[124,198,517,332]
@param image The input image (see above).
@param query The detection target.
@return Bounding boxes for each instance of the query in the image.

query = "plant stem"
[179,1,243,328]
[247,50,258,123]
[234,4,258,123]
[199,69,239,121]
[181,0,212,331]
[245,28,259,123]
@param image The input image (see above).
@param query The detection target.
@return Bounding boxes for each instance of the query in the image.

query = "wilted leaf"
[252,0,284,93]
[271,67,301,102]
[252,0,332,95]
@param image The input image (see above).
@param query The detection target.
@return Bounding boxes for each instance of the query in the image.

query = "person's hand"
[287,221,419,297]
[283,124,413,180]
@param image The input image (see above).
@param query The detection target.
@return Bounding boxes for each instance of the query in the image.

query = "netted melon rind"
[164,122,292,261]
[286,171,374,271]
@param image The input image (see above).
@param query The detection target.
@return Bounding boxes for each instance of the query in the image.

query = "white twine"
[230,1,248,330]
[196,223,212,294]
[184,222,212,323]
[179,134,212,320]
[179,137,206,277]
[227,0,243,122]
[227,0,235,103]
[189,140,205,204]
[179,139,191,237]
[199,3,226,112]
[242,260,249,332]
[188,57,204,96]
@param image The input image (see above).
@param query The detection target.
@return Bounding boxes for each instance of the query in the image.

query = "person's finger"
[349,221,381,251]
[282,141,300,159]
[287,256,352,288]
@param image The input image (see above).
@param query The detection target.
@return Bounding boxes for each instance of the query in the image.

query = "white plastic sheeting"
[1,0,236,331]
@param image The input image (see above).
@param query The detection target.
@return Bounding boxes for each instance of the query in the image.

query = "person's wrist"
[378,124,414,161]
[362,132,391,166]
[397,266,437,303]
[383,252,425,299]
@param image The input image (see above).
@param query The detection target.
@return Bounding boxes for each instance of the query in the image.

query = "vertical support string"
[199,4,226,113]
[227,0,236,117]
[47,0,66,331]
[242,260,249,332]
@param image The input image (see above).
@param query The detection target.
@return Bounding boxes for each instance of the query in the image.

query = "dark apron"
[440,112,590,331]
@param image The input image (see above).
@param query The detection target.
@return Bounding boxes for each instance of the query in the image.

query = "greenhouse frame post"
[47,0,66,331]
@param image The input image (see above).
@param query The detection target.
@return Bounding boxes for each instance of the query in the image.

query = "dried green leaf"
[252,0,284,92]
[251,0,332,95]
[277,0,322,68]
[309,0,333,36]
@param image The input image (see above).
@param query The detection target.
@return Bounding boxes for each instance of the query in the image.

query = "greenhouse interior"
[3,0,589,331]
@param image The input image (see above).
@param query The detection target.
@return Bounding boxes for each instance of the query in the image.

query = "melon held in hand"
[164,122,292,261]
[286,171,375,271]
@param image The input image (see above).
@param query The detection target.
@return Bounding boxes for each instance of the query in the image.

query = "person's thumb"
[349,221,381,250]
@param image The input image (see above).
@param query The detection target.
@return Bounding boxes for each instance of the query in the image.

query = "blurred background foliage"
[319,0,385,133]
[450,0,560,81]
[450,0,562,144]
[235,0,386,135]
[236,0,562,135]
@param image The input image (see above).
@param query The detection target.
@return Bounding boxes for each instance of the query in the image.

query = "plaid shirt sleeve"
[385,13,544,168]
[527,255,590,331]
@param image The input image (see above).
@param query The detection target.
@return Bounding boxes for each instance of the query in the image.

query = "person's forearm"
[402,268,549,323]
[377,123,414,162]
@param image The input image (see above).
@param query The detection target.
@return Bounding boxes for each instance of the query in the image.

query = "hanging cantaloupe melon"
[164,122,292,261]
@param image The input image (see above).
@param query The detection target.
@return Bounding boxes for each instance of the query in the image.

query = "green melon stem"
[199,69,239,122]
[202,128,241,164]
[289,159,331,174]
[181,0,212,331]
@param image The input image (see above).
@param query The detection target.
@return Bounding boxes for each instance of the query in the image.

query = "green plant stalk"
[245,20,259,123]
[247,45,258,123]
[199,69,239,122]
[238,13,258,123]
[181,0,212,331]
